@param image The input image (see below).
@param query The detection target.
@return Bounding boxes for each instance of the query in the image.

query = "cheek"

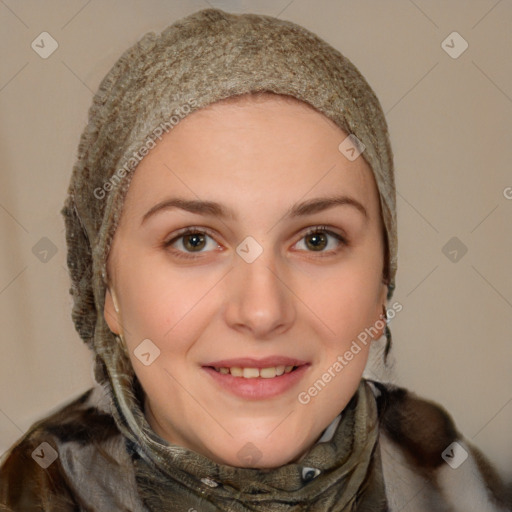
[298,261,382,340]
[116,256,216,351]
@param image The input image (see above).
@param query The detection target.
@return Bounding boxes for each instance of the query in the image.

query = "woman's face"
[105,94,388,468]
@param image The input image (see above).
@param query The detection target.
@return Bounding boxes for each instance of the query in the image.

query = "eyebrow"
[141,194,368,225]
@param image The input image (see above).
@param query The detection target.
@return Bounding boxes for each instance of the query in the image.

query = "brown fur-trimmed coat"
[0,380,510,511]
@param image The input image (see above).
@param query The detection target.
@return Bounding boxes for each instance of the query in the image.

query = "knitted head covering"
[61,8,396,510]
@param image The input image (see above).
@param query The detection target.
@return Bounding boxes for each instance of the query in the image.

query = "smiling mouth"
[202,363,309,400]
[207,365,301,378]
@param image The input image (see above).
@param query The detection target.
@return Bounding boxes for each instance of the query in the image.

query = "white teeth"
[275,365,285,376]
[230,367,243,377]
[212,365,297,378]
[259,367,276,379]
[243,368,260,379]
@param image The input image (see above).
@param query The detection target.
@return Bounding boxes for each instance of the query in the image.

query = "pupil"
[306,232,327,251]
[185,233,205,251]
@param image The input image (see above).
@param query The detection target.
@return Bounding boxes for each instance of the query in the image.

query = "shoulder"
[369,380,512,512]
[372,380,457,469]
[0,386,123,511]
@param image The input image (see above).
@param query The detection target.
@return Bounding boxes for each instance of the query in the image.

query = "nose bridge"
[223,242,295,337]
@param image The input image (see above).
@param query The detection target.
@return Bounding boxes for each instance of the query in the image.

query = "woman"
[0,8,510,511]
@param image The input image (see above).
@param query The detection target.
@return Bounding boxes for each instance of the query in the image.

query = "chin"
[204,433,311,469]
[214,449,301,469]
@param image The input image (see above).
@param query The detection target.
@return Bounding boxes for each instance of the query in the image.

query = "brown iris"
[183,233,206,251]
[305,231,328,251]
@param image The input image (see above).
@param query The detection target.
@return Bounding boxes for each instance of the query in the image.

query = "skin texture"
[104,93,388,469]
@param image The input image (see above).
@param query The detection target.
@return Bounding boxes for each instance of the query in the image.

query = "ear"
[104,287,123,335]
[379,280,388,307]
[372,281,389,341]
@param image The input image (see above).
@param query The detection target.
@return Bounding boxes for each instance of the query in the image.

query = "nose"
[223,249,296,339]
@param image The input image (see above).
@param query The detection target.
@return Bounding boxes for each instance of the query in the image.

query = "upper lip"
[203,356,309,368]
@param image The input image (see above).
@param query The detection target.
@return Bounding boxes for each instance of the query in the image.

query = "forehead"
[121,93,381,222]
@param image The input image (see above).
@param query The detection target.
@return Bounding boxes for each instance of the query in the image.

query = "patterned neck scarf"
[107,375,387,511]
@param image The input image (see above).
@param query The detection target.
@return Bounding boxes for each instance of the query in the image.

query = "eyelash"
[163,225,348,261]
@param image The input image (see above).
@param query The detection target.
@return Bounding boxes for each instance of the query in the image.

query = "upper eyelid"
[166,225,346,250]
[166,226,217,243]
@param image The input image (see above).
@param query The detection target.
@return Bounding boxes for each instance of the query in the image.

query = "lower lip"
[202,365,310,400]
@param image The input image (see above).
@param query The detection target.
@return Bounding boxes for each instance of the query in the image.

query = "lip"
[204,356,309,368]
[202,363,311,400]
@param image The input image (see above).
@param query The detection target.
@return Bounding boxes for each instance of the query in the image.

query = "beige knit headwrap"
[62,8,397,382]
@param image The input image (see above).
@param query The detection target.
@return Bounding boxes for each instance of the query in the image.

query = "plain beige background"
[1,0,511,480]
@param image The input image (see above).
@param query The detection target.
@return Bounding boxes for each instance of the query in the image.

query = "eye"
[164,227,221,259]
[163,225,347,260]
[293,226,347,255]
